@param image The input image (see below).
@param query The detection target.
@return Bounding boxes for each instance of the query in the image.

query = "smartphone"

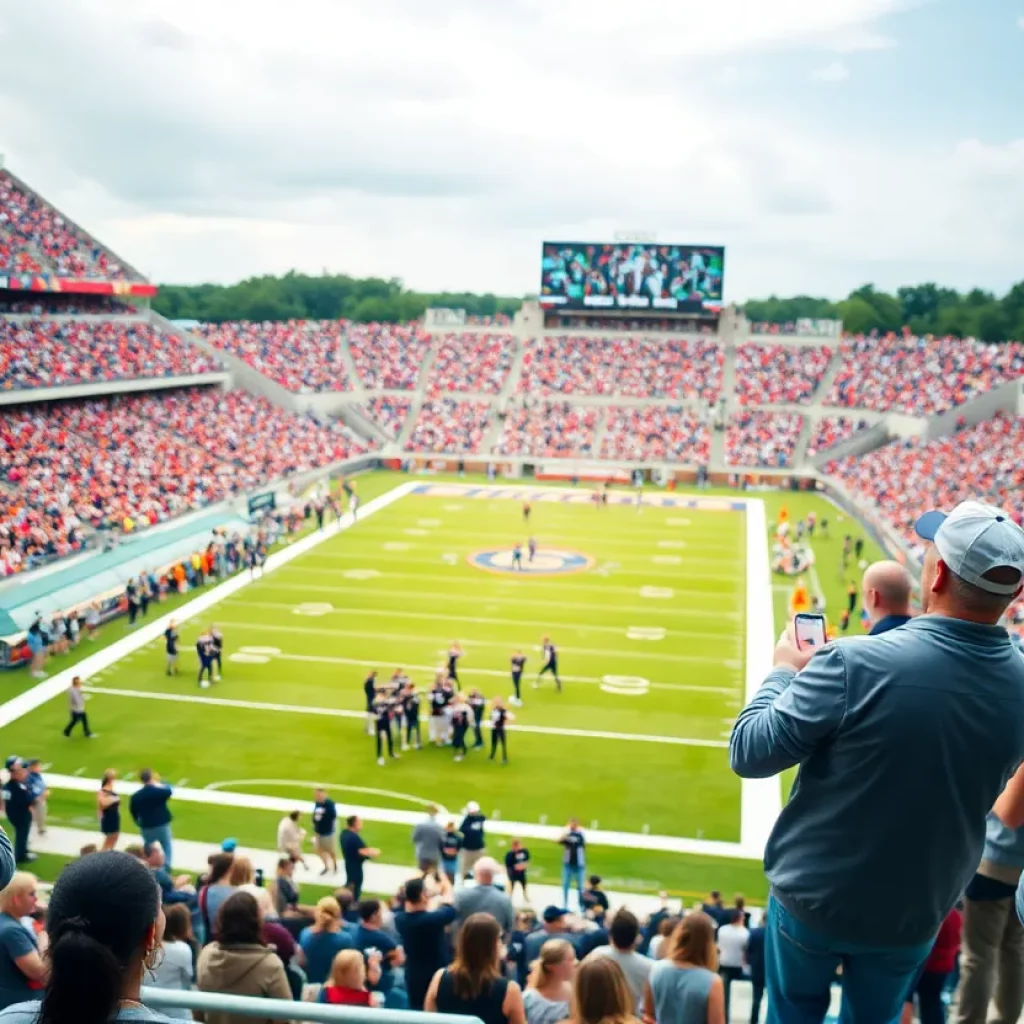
[794,613,827,651]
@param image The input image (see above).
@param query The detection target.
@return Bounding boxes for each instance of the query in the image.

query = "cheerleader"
[489,698,513,764]
[450,696,471,762]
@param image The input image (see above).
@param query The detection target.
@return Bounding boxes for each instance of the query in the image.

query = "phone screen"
[794,614,827,651]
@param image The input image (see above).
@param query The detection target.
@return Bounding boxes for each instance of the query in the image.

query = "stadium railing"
[141,987,481,1024]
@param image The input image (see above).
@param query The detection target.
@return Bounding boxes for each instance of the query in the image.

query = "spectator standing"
[584,909,651,1011]
[197,892,292,1024]
[276,811,307,869]
[352,899,408,1008]
[0,853,175,1024]
[62,676,93,738]
[730,500,1024,1022]
[340,815,379,901]
[146,903,196,1020]
[523,939,575,1024]
[459,802,487,878]
[425,913,525,1024]
[861,560,914,633]
[440,821,462,882]
[198,853,236,942]
[504,840,530,903]
[395,874,457,1010]
[644,913,724,1024]
[298,897,353,985]
[454,859,515,939]
[311,788,338,876]
[22,763,45,839]
[716,910,749,1022]
[1,762,34,865]
[558,819,586,911]
[746,921,766,1024]
[0,873,44,1008]
[97,770,120,851]
[412,804,445,874]
[129,770,174,870]
[573,957,642,1024]
[525,908,578,965]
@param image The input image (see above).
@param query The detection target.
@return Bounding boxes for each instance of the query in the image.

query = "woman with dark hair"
[196,892,291,1024]
[571,957,640,1024]
[0,851,176,1024]
[197,853,235,942]
[146,904,195,1020]
[425,913,525,1024]
[643,913,724,1024]
[97,771,120,852]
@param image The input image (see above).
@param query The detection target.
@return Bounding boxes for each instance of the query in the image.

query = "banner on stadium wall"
[796,318,843,337]
[0,272,157,298]
[424,307,467,327]
[247,492,277,517]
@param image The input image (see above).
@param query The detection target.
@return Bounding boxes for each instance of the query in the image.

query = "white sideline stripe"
[82,687,729,749]
[0,482,418,730]
[224,600,739,641]
[251,584,742,621]
[200,619,738,667]
[740,499,783,853]
[41,774,757,858]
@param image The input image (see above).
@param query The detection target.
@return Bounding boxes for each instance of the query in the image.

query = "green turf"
[2,470,885,898]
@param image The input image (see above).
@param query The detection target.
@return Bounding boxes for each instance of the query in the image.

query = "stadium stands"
[360,396,411,439]
[826,334,1024,415]
[197,321,350,393]
[494,402,599,458]
[725,411,804,467]
[404,398,493,453]
[426,333,516,395]
[0,170,135,279]
[733,343,832,405]
[518,337,722,399]
[600,406,710,463]
[348,323,432,390]
[806,415,871,457]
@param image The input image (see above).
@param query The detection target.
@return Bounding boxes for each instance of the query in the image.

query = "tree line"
[155,270,1024,341]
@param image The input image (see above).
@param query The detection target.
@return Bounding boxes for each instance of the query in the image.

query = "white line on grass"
[81,687,729,749]
[223,600,739,640]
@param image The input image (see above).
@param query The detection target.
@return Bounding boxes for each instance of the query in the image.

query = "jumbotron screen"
[540,241,725,312]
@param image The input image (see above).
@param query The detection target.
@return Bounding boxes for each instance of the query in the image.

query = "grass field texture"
[1,471,885,899]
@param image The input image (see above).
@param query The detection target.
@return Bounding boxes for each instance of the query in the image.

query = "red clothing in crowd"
[924,907,962,974]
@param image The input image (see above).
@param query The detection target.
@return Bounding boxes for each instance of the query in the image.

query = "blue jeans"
[140,824,174,871]
[562,865,584,910]
[765,896,933,1024]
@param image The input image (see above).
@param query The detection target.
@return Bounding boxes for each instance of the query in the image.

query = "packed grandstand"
[0,162,1022,642]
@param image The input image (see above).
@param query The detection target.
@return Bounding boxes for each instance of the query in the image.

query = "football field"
[1,474,883,899]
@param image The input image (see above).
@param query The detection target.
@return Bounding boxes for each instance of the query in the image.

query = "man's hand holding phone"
[775,613,827,671]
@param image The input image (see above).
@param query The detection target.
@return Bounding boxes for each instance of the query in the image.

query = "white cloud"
[810,60,851,81]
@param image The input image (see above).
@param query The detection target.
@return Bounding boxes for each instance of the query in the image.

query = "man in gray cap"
[730,500,1024,1024]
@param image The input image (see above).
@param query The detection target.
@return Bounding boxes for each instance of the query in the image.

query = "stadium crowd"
[426,334,516,395]
[600,407,710,464]
[725,412,803,468]
[0,170,133,279]
[197,321,350,393]
[404,400,493,454]
[494,403,599,458]
[348,324,432,390]
[826,333,1024,415]
[518,337,722,400]
[0,318,220,391]
[805,416,871,457]
[360,397,411,439]
[733,344,832,405]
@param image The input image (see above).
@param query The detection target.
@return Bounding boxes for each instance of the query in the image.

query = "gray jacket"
[412,816,445,864]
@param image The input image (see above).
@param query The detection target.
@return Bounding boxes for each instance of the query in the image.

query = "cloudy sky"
[0,0,1022,301]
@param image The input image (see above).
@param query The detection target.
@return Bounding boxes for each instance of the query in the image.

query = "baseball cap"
[4,756,22,770]
[915,501,1024,596]
[466,801,480,814]
[543,906,569,923]
[221,838,238,853]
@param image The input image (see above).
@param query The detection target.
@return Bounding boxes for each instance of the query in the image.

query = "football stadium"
[1,44,1024,1023]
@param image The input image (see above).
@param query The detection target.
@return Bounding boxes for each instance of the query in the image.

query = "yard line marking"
[81,687,730,749]
[205,619,737,666]
[223,600,738,640]
[72,767,85,777]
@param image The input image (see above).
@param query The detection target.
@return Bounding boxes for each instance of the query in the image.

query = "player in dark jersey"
[450,697,470,762]
[196,631,215,687]
[509,651,526,706]
[522,501,531,523]
[210,625,224,682]
[364,670,378,735]
[504,838,530,900]
[489,698,513,764]
[403,683,422,751]
[527,538,537,563]
[428,677,448,746]
[315,500,325,532]
[447,642,462,689]
[511,543,523,571]
[164,621,179,676]
[374,694,399,765]
[468,689,486,749]
[535,635,562,692]
[248,546,262,579]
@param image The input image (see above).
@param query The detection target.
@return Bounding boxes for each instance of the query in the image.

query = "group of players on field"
[364,636,563,767]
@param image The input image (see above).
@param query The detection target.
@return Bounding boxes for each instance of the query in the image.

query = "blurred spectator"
[198,853,236,942]
[146,903,196,1020]
[523,940,575,1024]
[734,343,832,405]
[318,948,380,1007]
[643,914,724,1024]
[298,897,353,985]
[715,910,749,1022]
[395,875,456,1010]
[806,416,870,457]
[143,841,195,907]
[860,561,913,634]
[725,411,803,467]
[601,406,709,463]
[0,872,44,1008]
[826,334,1024,415]
[348,323,432,390]
[360,397,410,440]
[352,899,407,1008]
[584,909,650,1010]
[524,908,578,965]
[575,957,643,1024]
[129,770,174,870]
[428,334,515,394]
[425,912,525,1024]
[275,811,307,869]
[412,805,445,875]
[730,500,1024,1022]
[454,860,514,939]
[405,400,492,454]
[197,892,292,1024]
[911,906,961,1024]
[746,921,766,1024]
[495,403,598,458]
[1,761,35,865]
